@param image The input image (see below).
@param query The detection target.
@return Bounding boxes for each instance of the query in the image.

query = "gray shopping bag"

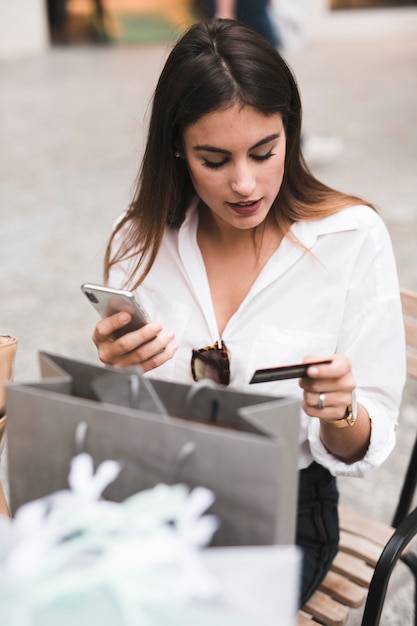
[6,352,300,546]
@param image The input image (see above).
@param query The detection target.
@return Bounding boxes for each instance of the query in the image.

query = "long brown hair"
[105,19,373,288]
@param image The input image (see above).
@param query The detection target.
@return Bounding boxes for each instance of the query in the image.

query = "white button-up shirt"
[109,201,406,477]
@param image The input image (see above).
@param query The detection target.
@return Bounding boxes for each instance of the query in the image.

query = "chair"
[298,287,417,626]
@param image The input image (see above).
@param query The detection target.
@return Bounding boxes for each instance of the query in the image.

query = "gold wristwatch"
[324,389,357,429]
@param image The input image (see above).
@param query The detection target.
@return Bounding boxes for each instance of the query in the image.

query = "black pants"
[296,462,340,607]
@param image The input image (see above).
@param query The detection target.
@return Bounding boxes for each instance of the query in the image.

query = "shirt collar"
[181,200,369,248]
[290,204,370,248]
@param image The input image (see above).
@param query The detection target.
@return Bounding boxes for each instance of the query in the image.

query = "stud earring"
[175,151,181,158]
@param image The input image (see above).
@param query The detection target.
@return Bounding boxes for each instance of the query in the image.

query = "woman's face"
[182,104,286,232]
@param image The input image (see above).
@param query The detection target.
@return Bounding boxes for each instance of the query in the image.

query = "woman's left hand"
[299,354,355,423]
[299,354,371,464]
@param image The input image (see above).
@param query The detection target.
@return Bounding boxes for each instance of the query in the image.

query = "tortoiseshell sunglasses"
[191,340,230,386]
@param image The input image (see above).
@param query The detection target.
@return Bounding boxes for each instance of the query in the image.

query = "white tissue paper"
[0,453,300,626]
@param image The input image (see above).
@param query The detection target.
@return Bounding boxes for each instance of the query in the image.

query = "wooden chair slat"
[331,552,374,587]
[303,589,349,626]
[401,289,417,382]
[338,505,394,546]
[400,288,417,319]
[338,529,385,566]
[297,612,315,625]
[320,569,367,608]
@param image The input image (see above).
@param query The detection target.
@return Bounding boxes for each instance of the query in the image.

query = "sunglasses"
[191,340,230,386]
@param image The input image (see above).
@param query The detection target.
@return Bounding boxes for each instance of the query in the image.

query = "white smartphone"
[81,283,150,338]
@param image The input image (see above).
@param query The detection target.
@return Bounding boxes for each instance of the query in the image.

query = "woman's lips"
[227,199,262,215]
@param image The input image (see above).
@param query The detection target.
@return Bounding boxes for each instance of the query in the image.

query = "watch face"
[346,409,356,426]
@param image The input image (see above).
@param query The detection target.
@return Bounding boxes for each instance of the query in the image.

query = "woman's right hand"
[92,311,179,371]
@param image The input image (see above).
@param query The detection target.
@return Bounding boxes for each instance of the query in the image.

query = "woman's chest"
[138,252,347,392]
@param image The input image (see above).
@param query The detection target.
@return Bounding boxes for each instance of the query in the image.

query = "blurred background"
[2,0,416,378]
[1,1,417,623]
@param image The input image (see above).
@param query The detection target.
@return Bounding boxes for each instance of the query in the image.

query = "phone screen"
[81,283,150,338]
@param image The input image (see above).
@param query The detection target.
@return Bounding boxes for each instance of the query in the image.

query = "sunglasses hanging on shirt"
[191,340,230,386]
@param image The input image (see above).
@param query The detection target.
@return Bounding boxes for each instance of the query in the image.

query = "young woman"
[92,19,405,606]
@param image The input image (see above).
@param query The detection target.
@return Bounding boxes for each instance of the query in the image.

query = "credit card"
[249,360,332,384]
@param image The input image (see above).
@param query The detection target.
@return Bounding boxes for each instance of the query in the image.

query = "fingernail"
[308,367,319,376]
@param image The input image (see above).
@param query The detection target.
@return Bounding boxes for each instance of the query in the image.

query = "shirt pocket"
[246,325,338,398]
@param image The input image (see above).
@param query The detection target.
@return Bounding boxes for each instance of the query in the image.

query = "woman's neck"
[197,202,281,252]
[196,204,284,335]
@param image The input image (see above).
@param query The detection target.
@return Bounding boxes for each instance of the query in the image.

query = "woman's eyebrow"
[193,145,229,154]
[193,133,280,154]
[251,133,280,150]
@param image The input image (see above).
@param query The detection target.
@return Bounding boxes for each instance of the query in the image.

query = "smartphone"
[81,283,150,338]
[249,360,332,384]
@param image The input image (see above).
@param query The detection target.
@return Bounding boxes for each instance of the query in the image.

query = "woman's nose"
[230,162,256,196]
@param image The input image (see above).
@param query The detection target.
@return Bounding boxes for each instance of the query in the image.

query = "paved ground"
[1,10,417,624]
